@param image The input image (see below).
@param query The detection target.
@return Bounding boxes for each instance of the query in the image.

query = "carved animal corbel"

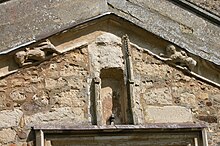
[160,45,197,70]
[14,40,61,67]
[14,50,28,67]
[35,39,61,55]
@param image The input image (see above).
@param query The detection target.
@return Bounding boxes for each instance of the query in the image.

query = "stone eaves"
[0,0,220,66]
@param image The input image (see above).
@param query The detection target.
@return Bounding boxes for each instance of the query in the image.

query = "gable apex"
[0,0,220,66]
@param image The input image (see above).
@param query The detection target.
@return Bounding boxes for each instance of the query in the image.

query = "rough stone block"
[9,89,27,104]
[179,92,196,107]
[88,33,124,72]
[25,107,88,127]
[0,79,7,87]
[144,106,193,123]
[211,94,220,103]
[45,77,67,91]
[198,116,217,123]
[0,128,16,144]
[58,90,85,107]
[0,109,23,128]
[143,87,172,105]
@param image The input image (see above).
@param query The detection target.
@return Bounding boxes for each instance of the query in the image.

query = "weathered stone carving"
[162,45,197,70]
[122,35,132,57]
[14,40,61,67]
[122,35,140,124]
[109,114,115,125]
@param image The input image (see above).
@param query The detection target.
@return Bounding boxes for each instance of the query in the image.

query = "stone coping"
[0,12,111,55]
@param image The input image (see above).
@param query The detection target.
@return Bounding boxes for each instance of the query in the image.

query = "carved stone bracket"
[14,39,61,67]
[160,45,197,71]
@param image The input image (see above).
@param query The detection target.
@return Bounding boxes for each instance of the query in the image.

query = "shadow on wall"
[0,54,18,78]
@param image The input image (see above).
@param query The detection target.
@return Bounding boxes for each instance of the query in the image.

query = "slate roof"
[189,0,220,16]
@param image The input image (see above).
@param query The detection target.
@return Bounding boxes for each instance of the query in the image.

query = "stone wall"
[131,44,220,145]
[0,45,90,145]
[0,30,219,146]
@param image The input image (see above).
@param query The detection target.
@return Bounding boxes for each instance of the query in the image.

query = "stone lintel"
[33,123,206,132]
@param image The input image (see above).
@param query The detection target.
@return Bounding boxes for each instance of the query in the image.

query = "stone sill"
[34,123,208,146]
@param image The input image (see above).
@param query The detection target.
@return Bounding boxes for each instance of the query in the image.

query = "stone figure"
[14,40,61,67]
[109,113,115,125]
[161,45,197,70]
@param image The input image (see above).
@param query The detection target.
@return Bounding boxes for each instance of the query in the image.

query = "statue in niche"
[161,45,197,70]
[14,39,61,67]
[103,88,123,125]
[109,114,115,125]
[111,90,122,124]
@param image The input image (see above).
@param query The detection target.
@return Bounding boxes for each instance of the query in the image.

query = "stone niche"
[100,68,131,125]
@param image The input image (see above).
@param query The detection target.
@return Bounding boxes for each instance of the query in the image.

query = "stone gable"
[0,18,219,145]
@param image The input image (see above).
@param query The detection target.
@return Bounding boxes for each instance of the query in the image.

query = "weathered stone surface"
[179,92,197,108]
[9,89,26,104]
[198,115,218,123]
[25,107,88,126]
[211,94,220,103]
[88,33,124,76]
[140,64,173,82]
[0,91,6,109]
[0,79,7,87]
[142,87,172,105]
[0,109,23,128]
[189,0,220,15]
[108,0,220,65]
[45,77,67,91]
[0,128,16,144]
[0,31,219,145]
[16,130,27,139]
[4,142,31,146]
[196,92,209,100]
[10,78,25,87]
[0,0,108,52]
[144,106,193,123]
[32,94,49,107]
[95,33,121,46]
[56,90,86,107]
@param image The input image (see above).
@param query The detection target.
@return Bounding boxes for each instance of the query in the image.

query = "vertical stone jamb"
[194,138,198,146]
[94,77,103,125]
[202,128,208,146]
[122,34,136,124]
[35,130,44,146]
